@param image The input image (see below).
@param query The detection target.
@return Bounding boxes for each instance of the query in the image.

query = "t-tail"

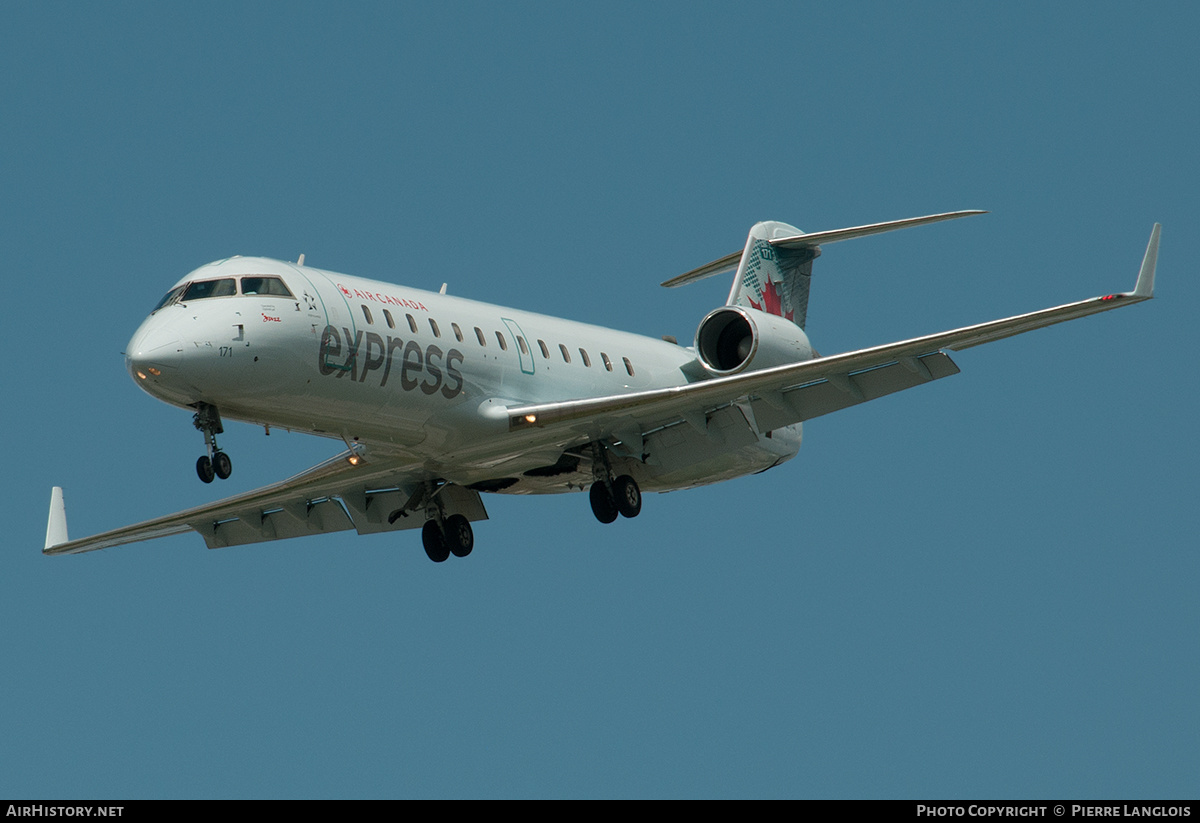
[664,210,986,331]
[726,220,818,328]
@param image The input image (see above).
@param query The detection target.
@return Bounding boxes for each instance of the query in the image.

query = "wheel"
[196,455,215,484]
[444,514,474,558]
[589,482,618,524]
[422,519,450,563]
[613,474,641,518]
[213,451,232,480]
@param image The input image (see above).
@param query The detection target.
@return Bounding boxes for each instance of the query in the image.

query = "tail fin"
[727,221,817,329]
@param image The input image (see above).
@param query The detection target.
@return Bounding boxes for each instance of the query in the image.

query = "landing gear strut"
[588,442,641,524]
[193,403,232,483]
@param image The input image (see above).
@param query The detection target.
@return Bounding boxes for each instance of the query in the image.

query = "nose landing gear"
[193,403,232,483]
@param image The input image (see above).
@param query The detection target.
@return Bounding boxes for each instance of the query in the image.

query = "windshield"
[151,285,186,313]
[241,276,294,297]
[181,278,237,301]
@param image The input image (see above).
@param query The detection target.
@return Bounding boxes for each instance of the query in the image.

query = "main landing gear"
[588,442,642,524]
[421,514,474,563]
[411,482,474,563]
[193,403,232,484]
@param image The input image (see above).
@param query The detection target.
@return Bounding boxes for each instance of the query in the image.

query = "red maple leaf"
[748,279,794,321]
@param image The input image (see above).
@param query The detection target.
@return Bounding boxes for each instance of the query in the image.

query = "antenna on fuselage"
[297,254,306,266]
[439,283,447,295]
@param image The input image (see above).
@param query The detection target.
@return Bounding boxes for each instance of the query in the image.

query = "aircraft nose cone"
[126,323,182,374]
[128,325,181,360]
[125,317,196,403]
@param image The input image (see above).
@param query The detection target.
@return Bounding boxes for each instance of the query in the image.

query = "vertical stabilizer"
[727,221,818,329]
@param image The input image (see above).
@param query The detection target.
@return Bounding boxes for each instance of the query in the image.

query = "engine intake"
[695,306,813,376]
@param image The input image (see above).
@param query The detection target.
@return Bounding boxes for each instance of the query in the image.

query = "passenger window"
[538,339,549,358]
[240,276,294,298]
[475,327,487,346]
[579,348,591,367]
[452,323,464,342]
[182,279,237,301]
[517,337,529,356]
[429,318,441,337]
[495,331,508,351]
[407,314,418,333]
[384,309,395,329]
[361,305,373,324]
[601,352,613,372]
[559,344,571,363]
[623,357,635,376]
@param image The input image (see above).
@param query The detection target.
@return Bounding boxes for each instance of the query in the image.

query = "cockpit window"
[152,285,186,313]
[241,276,294,298]
[181,278,237,301]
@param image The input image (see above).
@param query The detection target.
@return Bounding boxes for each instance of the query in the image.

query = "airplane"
[43,211,1160,562]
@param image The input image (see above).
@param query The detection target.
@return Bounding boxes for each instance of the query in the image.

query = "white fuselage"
[126,256,802,494]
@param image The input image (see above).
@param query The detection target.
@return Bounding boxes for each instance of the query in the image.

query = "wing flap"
[191,498,356,549]
[747,352,961,431]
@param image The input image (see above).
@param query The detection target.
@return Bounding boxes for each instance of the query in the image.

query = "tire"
[613,475,641,519]
[422,519,450,563]
[444,514,474,558]
[589,482,618,524]
[196,455,215,484]
[213,451,232,480]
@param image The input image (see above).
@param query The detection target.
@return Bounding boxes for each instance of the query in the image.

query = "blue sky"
[2,2,1196,799]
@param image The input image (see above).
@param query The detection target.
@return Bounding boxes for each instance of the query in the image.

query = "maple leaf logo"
[748,279,793,322]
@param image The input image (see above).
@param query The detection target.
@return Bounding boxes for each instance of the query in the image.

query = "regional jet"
[43,212,1160,562]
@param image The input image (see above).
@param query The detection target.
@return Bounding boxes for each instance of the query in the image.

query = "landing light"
[147,367,161,376]
[347,455,361,466]
[136,371,147,380]
[524,414,537,424]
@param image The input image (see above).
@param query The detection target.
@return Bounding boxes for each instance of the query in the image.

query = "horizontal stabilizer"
[662,211,985,289]
[660,250,743,289]
[769,210,986,250]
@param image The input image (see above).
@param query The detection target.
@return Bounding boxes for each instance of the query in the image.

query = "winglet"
[45,487,69,551]
[1132,223,1161,298]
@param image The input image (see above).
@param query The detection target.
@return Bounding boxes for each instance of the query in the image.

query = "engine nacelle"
[694,305,814,376]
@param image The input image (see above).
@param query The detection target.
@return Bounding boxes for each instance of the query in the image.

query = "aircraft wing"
[509,224,1160,439]
[43,447,488,555]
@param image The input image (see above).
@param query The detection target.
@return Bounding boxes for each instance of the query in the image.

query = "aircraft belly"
[441,414,801,497]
